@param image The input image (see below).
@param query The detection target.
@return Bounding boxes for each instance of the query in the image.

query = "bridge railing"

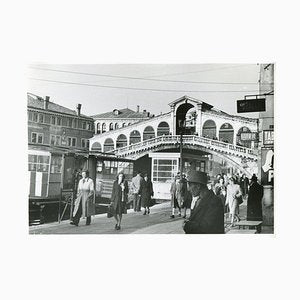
[110,135,258,157]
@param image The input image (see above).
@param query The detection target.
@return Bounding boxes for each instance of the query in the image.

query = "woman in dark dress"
[110,172,129,230]
[140,173,154,215]
[247,174,264,221]
[214,176,227,212]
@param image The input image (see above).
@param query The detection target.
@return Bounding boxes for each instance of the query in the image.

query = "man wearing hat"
[183,170,224,234]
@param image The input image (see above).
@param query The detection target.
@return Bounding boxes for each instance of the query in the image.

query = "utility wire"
[29,66,261,85]
[29,77,259,93]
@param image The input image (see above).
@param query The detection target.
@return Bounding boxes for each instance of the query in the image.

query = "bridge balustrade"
[109,134,258,160]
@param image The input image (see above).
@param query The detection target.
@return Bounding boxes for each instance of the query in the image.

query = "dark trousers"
[73,200,91,225]
[133,194,141,211]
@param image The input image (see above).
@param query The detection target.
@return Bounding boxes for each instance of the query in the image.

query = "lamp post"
[179,119,186,179]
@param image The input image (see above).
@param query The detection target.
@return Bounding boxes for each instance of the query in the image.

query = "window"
[28,154,50,172]
[50,155,62,173]
[102,123,106,132]
[31,132,43,144]
[72,119,77,128]
[152,159,178,183]
[28,111,33,121]
[87,123,92,130]
[51,116,56,125]
[57,117,62,126]
[38,114,44,123]
[50,134,61,146]
[81,139,90,148]
[33,113,38,122]
[68,137,77,147]
[82,121,86,129]
[68,118,73,127]
[115,123,119,129]
[109,123,114,130]
[122,123,126,127]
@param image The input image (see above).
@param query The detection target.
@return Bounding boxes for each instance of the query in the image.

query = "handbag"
[107,204,114,218]
[236,195,243,205]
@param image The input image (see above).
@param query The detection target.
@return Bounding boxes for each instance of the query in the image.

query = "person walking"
[140,173,154,215]
[110,172,129,230]
[131,171,143,212]
[214,176,227,212]
[240,174,250,200]
[170,175,184,218]
[183,170,224,234]
[225,176,243,226]
[247,174,264,221]
[181,174,191,219]
[71,170,95,226]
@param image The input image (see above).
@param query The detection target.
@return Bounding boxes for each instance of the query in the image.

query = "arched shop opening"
[236,126,252,148]
[91,142,102,151]
[175,102,195,135]
[129,130,141,145]
[202,120,217,139]
[219,123,234,144]
[103,138,114,152]
[157,121,170,136]
[116,134,128,148]
[143,126,155,141]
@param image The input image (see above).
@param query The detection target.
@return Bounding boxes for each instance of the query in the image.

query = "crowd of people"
[69,168,264,234]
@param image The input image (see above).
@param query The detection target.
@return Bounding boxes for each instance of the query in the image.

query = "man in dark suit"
[183,170,224,234]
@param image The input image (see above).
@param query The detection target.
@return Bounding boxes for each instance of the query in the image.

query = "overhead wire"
[29,66,261,85]
[29,77,259,93]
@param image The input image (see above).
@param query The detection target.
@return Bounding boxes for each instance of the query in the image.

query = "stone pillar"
[196,103,202,136]
[170,105,175,135]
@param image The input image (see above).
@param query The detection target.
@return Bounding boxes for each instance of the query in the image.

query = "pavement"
[29,200,273,234]
[29,202,186,234]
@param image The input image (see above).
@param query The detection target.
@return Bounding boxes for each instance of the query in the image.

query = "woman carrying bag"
[110,172,129,230]
[225,176,243,226]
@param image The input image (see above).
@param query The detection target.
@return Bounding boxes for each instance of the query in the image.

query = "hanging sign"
[237,98,266,113]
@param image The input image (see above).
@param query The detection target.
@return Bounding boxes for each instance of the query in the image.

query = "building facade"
[258,64,274,226]
[27,93,94,198]
[92,106,154,135]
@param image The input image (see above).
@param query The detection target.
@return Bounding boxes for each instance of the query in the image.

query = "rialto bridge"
[89,96,259,199]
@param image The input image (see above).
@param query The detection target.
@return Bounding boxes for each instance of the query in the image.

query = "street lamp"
[179,119,188,179]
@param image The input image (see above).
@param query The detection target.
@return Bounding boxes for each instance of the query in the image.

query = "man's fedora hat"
[186,170,208,185]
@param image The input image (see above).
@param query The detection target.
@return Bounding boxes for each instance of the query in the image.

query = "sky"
[28,64,261,118]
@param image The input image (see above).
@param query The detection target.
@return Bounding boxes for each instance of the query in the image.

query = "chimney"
[136,105,140,113]
[44,96,50,110]
[77,103,82,116]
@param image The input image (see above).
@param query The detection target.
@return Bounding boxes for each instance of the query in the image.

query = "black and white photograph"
[2,1,299,300]
[28,64,274,235]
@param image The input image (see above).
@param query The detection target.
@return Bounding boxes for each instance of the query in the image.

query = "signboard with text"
[237,98,266,113]
[263,130,274,146]
[261,148,274,186]
[241,132,258,141]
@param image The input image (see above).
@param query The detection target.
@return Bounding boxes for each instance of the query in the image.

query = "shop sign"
[261,148,274,186]
[263,130,274,146]
[241,132,257,141]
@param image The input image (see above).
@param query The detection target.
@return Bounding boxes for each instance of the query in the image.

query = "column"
[170,105,175,135]
[196,103,202,136]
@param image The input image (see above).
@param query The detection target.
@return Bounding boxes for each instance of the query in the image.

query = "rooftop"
[27,93,93,119]
[91,108,152,119]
